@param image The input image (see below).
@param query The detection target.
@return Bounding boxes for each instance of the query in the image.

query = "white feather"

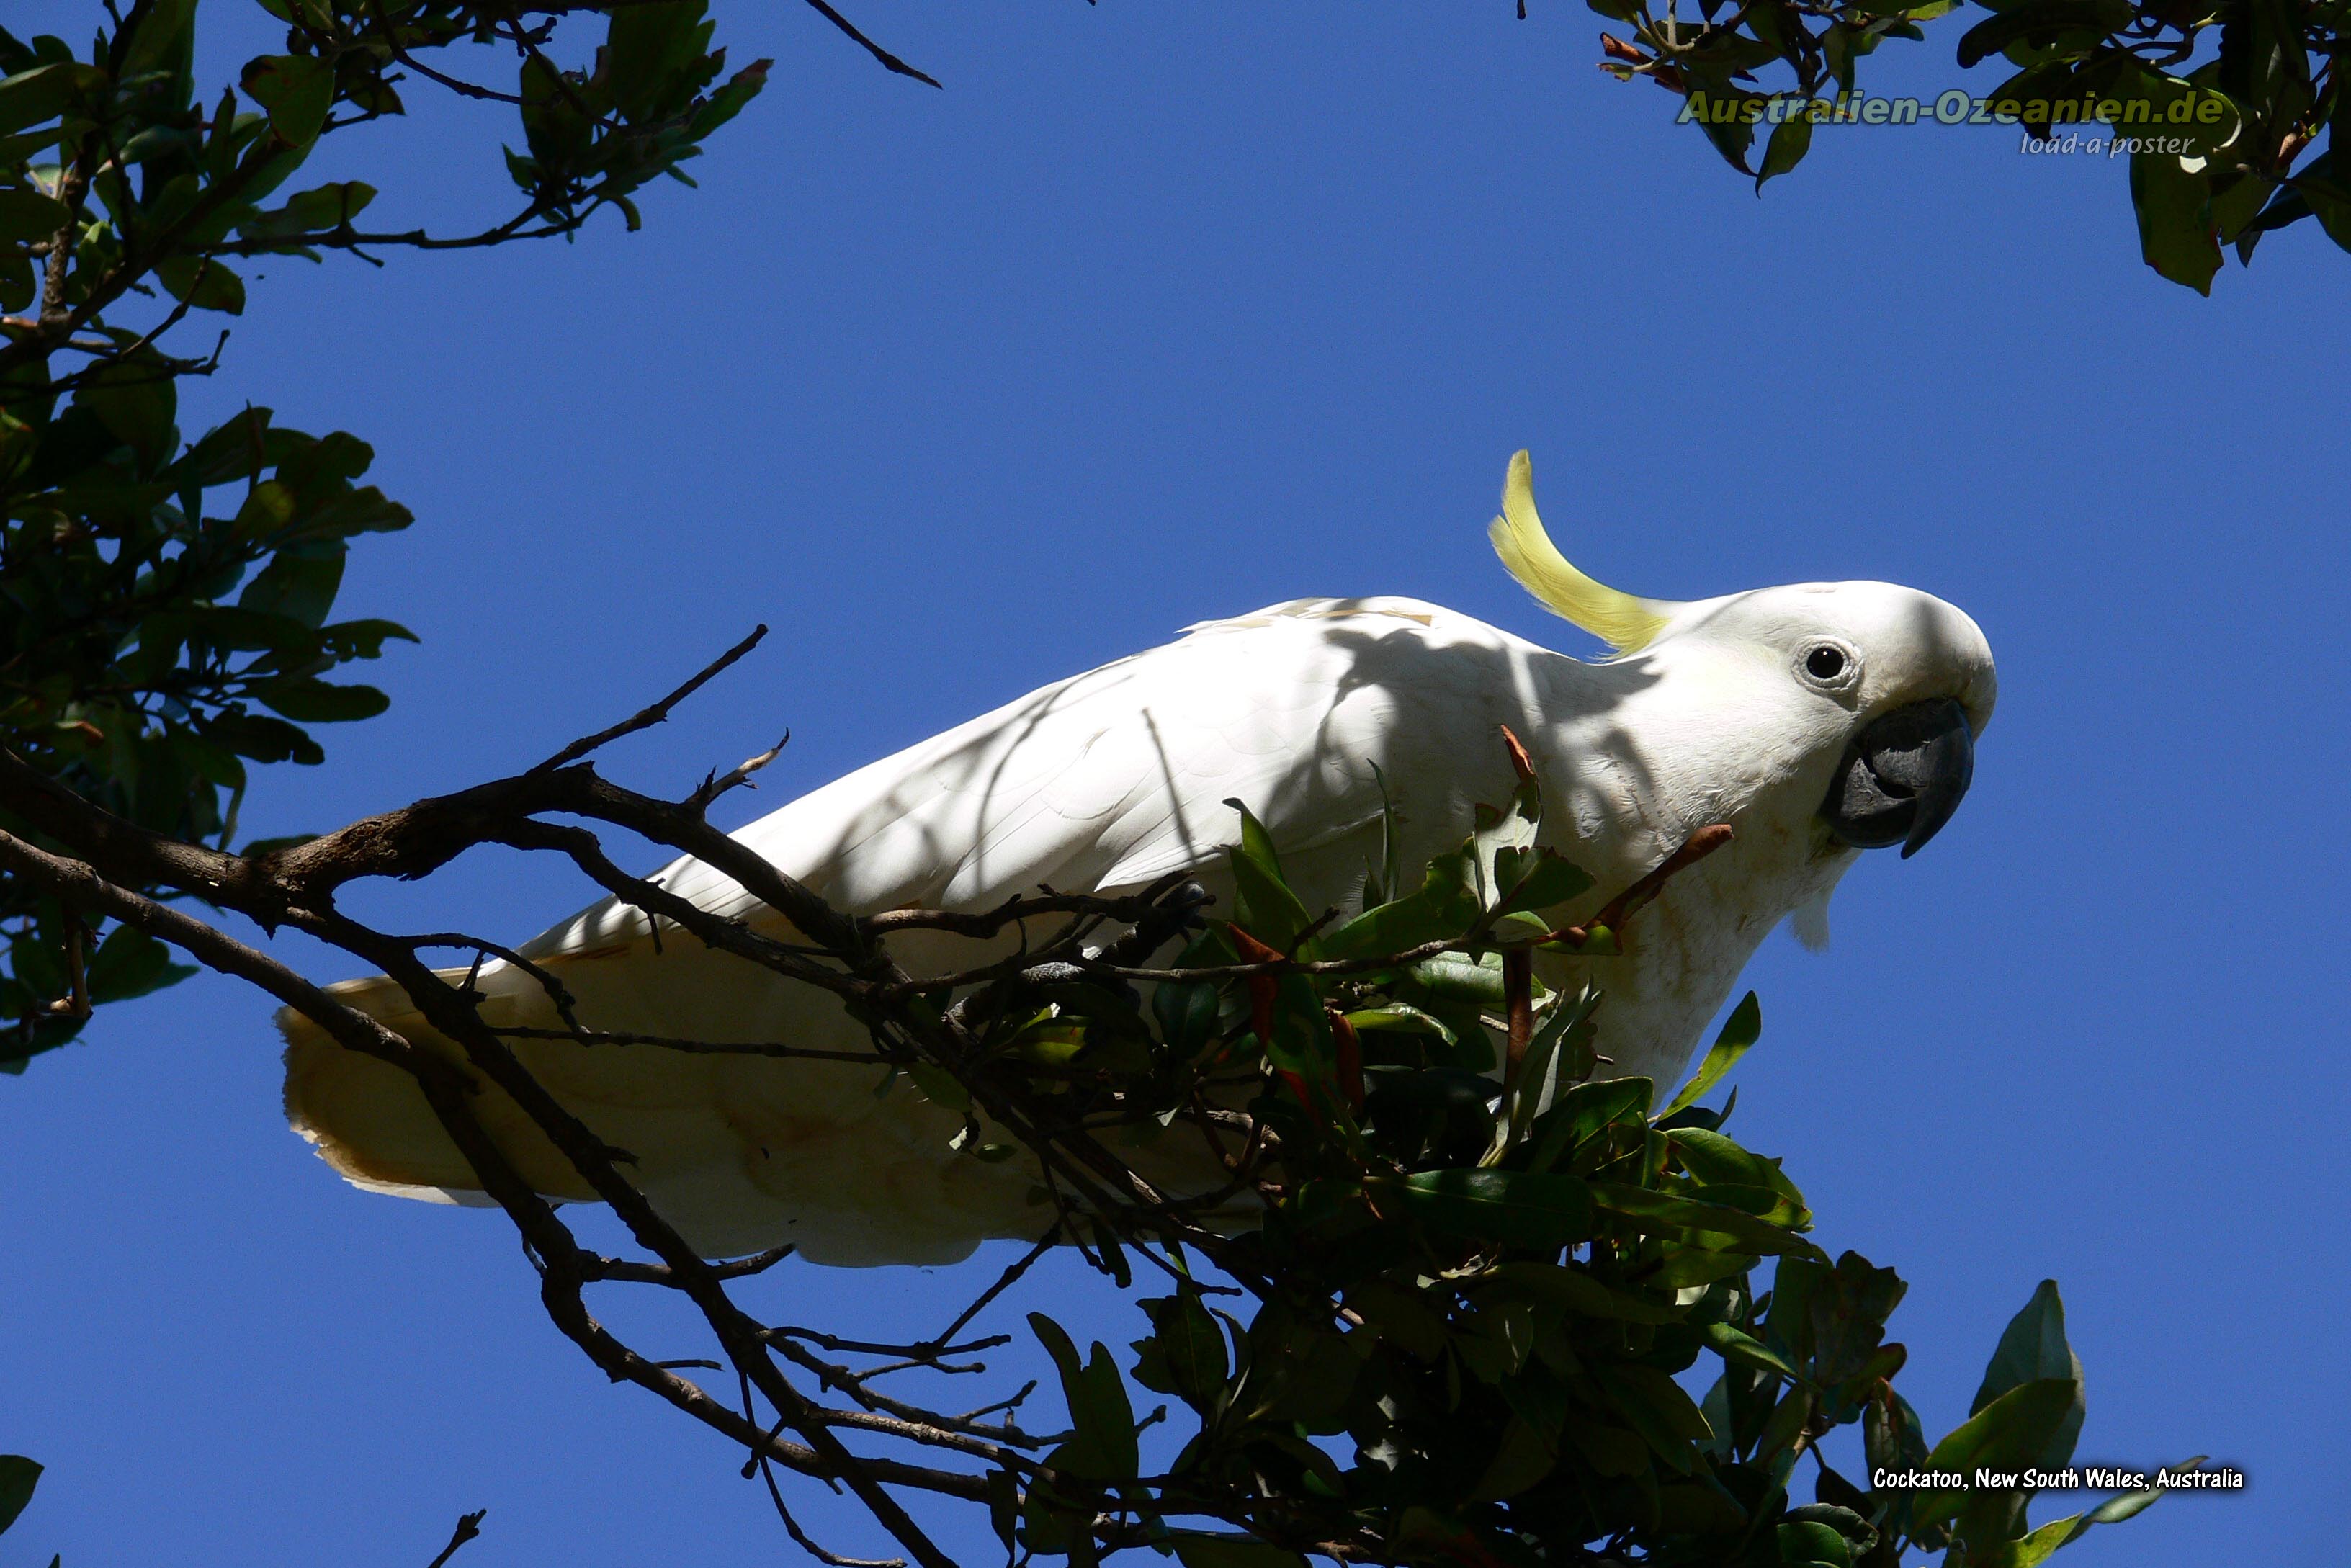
[1791,890,1833,952]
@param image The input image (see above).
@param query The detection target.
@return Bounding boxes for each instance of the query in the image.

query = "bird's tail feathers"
[279,969,597,1209]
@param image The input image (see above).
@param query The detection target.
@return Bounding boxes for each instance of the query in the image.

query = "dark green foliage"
[1007,764,2175,1566]
[1587,0,2350,290]
[0,3,766,1069]
[0,377,411,1067]
[0,1452,53,1568]
[0,1453,38,1537]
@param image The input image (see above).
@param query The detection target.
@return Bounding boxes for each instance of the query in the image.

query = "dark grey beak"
[1819,697,1976,859]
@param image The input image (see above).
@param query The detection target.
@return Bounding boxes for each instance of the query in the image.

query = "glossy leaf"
[1393,1168,1595,1250]
[1662,992,1760,1116]
[1172,1538,1307,1568]
[1971,1278,2085,1469]
[1029,1313,1139,1480]
[1223,798,1315,951]
[1912,1379,2084,1529]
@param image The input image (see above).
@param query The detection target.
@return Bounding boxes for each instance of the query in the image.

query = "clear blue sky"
[4,4,2343,1566]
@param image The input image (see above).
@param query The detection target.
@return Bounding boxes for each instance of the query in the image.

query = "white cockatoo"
[282,453,1994,1266]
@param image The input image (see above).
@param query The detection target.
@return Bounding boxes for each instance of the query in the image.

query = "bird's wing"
[285,596,1560,1264]
[519,596,1492,957]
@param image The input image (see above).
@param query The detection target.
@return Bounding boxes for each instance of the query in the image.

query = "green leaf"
[1342,1003,1455,1042]
[1470,1415,1557,1499]
[1662,992,1760,1116]
[1866,1386,1930,1485]
[1137,1291,1227,1410]
[606,0,721,124]
[1971,1278,2084,1469]
[1595,1360,1714,1460]
[1223,798,1315,951]
[1405,951,1509,1008]
[1956,0,2133,69]
[1952,1458,2177,1562]
[241,54,333,147]
[319,617,419,659]
[1636,1246,1758,1289]
[1029,1313,1137,1480]
[0,1454,40,1536]
[691,58,770,139]
[1700,1319,1799,1379]
[1681,75,1760,174]
[207,710,325,766]
[1343,1278,1451,1356]
[236,179,380,245]
[0,185,68,243]
[1491,846,1592,918]
[1785,1503,1876,1559]
[1912,1379,2083,1529]
[1152,977,1220,1057]
[2131,148,2221,294]
[153,255,246,315]
[1319,861,1476,961]
[904,1061,968,1113]
[76,363,177,472]
[1776,1519,1853,1567]
[1521,1075,1649,1174]
[0,61,106,137]
[1392,1168,1595,1250]
[1485,910,1552,943]
[1670,1127,1810,1227]
[2087,1465,2189,1523]
[1172,1536,1308,1568]
[85,925,194,1005]
[1490,1260,1678,1322]
[120,0,198,84]
[1976,1512,2087,1568]
[1755,109,1813,192]
[1589,1181,1812,1255]
[252,677,388,724]
[1500,984,1600,1150]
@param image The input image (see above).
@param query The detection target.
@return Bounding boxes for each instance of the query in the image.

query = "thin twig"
[495,1025,889,1066]
[759,1449,905,1568]
[926,1228,1061,1350]
[800,0,944,87]
[531,625,769,774]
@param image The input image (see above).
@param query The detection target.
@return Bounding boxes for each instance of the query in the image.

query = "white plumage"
[282,454,1995,1265]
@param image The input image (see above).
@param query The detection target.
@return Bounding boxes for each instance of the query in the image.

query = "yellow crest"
[1487,450,1677,654]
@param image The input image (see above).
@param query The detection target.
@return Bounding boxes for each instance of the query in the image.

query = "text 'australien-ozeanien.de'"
[1677,89,2231,130]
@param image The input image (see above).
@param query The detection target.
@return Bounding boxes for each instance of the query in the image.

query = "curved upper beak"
[1819,697,1976,859]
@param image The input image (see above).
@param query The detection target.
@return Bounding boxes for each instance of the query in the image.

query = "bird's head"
[1489,450,1995,858]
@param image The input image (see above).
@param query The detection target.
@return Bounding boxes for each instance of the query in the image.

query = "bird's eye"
[1804,645,1848,681]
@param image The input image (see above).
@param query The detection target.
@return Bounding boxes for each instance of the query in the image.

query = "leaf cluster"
[0,375,410,1066]
[988,756,2172,1566]
[0,1,770,1066]
[1584,0,2348,290]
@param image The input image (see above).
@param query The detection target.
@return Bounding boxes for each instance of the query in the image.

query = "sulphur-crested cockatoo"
[282,452,1994,1266]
